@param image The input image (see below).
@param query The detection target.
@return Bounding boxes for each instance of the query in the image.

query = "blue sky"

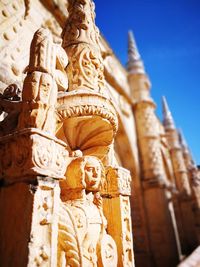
[95,0,200,164]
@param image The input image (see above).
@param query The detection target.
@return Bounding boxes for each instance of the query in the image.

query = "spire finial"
[162,96,175,130]
[127,30,145,74]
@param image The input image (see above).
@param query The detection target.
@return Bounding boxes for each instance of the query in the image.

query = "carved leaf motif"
[33,138,53,169]
[63,0,105,93]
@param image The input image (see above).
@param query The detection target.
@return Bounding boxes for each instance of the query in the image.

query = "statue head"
[61,156,105,195]
[84,156,103,192]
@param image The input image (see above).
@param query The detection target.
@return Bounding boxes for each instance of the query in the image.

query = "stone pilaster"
[102,166,135,267]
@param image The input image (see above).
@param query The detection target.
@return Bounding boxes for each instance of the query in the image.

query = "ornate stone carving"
[0,83,22,135]
[101,165,135,267]
[58,156,118,267]
[18,27,68,134]
[56,89,118,156]
[28,177,60,267]
[0,83,21,102]
[0,128,69,183]
[62,0,105,93]
[56,0,118,164]
[120,196,135,266]
[102,166,132,197]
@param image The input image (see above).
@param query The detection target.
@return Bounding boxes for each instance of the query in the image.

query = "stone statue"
[18,27,68,134]
[58,156,118,267]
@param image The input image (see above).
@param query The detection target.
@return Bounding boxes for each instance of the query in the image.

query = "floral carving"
[63,0,105,93]
[63,0,99,48]
[0,129,69,182]
[67,44,105,91]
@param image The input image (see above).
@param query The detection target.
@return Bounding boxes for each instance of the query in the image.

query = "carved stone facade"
[0,1,199,267]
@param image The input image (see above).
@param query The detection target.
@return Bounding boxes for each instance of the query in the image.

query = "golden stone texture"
[0,1,199,267]
[0,1,134,267]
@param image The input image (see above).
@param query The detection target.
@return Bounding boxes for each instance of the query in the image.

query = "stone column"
[127,31,179,267]
[162,97,198,253]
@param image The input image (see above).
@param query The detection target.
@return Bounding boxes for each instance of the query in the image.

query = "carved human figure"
[59,156,117,267]
[18,28,68,134]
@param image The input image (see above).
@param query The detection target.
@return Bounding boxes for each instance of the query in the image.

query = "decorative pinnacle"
[178,129,188,151]
[127,30,145,74]
[178,129,196,165]
[162,96,175,130]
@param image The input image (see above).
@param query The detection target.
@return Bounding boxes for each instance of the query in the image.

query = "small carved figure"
[0,83,22,135]
[1,83,21,101]
[59,156,118,267]
[17,28,69,134]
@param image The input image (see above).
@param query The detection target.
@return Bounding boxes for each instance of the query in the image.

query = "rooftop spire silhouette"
[127,30,145,74]
[162,96,175,130]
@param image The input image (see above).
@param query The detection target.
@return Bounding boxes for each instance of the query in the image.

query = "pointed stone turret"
[162,96,175,130]
[127,31,180,267]
[162,100,198,253]
[178,130,195,163]
[178,129,196,168]
[127,30,145,74]
[178,129,189,152]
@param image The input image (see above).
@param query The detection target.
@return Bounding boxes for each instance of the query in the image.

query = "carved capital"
[102,166,132,197]
[0,128,69,183]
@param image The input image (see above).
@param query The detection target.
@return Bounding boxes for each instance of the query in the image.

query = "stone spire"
[178,129,188,151]
[162,96,175,130]
[178,129,196,165]
[127,30,145,74]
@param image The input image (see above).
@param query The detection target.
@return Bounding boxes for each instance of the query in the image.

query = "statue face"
[38,74,52,103]
[84,158,101,192]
